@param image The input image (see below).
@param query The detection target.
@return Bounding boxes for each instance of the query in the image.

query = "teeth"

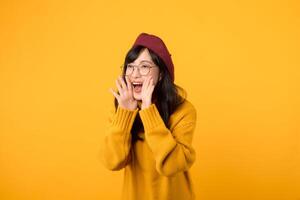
[132,83,143,87]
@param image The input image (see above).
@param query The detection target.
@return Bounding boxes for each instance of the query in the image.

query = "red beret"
[132,33,175,82]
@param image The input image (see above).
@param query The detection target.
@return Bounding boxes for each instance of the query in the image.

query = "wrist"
[141,102,151,110]
[119,104,137,111]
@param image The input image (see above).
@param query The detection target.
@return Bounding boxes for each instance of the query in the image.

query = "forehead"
[131,48,154,64]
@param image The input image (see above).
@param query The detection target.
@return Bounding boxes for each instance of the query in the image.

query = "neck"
[137,101,142,109]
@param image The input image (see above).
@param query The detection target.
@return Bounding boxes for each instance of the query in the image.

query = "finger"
[109,88,120,100]
[143,76,151,91]
[146,78,154,93]
[146,76,152,88]
[149,83,155,93]
[150,77,154,86]
[116,77,124,89]
[145,87,154,99]
[119,76,127,89]
[115,79,123,95]
[125,76,132,91]
[141,77,146,91]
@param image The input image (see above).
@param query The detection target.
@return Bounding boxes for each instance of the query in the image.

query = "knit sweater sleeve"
[99,106,138,171]
[139,103,197,177]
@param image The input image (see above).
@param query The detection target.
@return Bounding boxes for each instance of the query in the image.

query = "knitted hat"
[132,33,175,82]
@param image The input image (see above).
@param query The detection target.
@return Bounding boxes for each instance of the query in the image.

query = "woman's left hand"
[141,76,155,110]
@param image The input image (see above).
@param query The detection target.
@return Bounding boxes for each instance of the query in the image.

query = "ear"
[159,73,162,81]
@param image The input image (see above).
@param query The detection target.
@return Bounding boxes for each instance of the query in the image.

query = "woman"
[100,33,197,200]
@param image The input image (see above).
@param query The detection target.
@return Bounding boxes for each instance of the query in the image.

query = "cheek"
[133,93,142,100]
[154,75,161,85]
[150,72,160,85]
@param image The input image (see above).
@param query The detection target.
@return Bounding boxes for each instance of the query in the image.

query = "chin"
[133,93,142,101]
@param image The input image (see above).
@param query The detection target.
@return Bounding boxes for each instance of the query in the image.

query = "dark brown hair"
[114,45,186,141]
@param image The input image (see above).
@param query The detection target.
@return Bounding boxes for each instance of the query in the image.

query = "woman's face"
[126,48,161,101]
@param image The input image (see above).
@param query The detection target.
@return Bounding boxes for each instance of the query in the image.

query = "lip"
[131,80,143,83]
[132,83,143,87]
[131,81,143,85]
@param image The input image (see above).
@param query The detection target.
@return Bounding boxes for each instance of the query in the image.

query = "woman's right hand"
[109,75,137,111]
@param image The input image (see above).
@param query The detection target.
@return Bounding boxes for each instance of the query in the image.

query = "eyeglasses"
[124,63,157,76]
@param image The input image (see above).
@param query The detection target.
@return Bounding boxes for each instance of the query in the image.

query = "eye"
[141,65,150,69]
[127,64,134,69]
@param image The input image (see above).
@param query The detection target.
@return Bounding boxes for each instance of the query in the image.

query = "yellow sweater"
[99,99,197,200]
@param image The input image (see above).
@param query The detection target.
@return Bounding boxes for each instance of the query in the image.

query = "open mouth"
[132,82,143,93]
[132,82,143,88]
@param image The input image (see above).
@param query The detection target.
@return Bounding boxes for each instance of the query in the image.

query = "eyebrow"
[140,60,153,64]
[130,60,154,65]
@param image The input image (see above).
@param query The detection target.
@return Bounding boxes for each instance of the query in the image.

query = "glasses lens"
[140,65,150,75]
[126,64,133,75]
[125,64,151,75]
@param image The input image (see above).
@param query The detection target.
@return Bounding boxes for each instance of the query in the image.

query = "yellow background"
[0,0,299,199]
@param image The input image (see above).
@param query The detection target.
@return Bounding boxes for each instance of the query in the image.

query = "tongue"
[134,86,142,93]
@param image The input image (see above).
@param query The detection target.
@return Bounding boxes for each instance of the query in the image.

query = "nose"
[131,66,141,78]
